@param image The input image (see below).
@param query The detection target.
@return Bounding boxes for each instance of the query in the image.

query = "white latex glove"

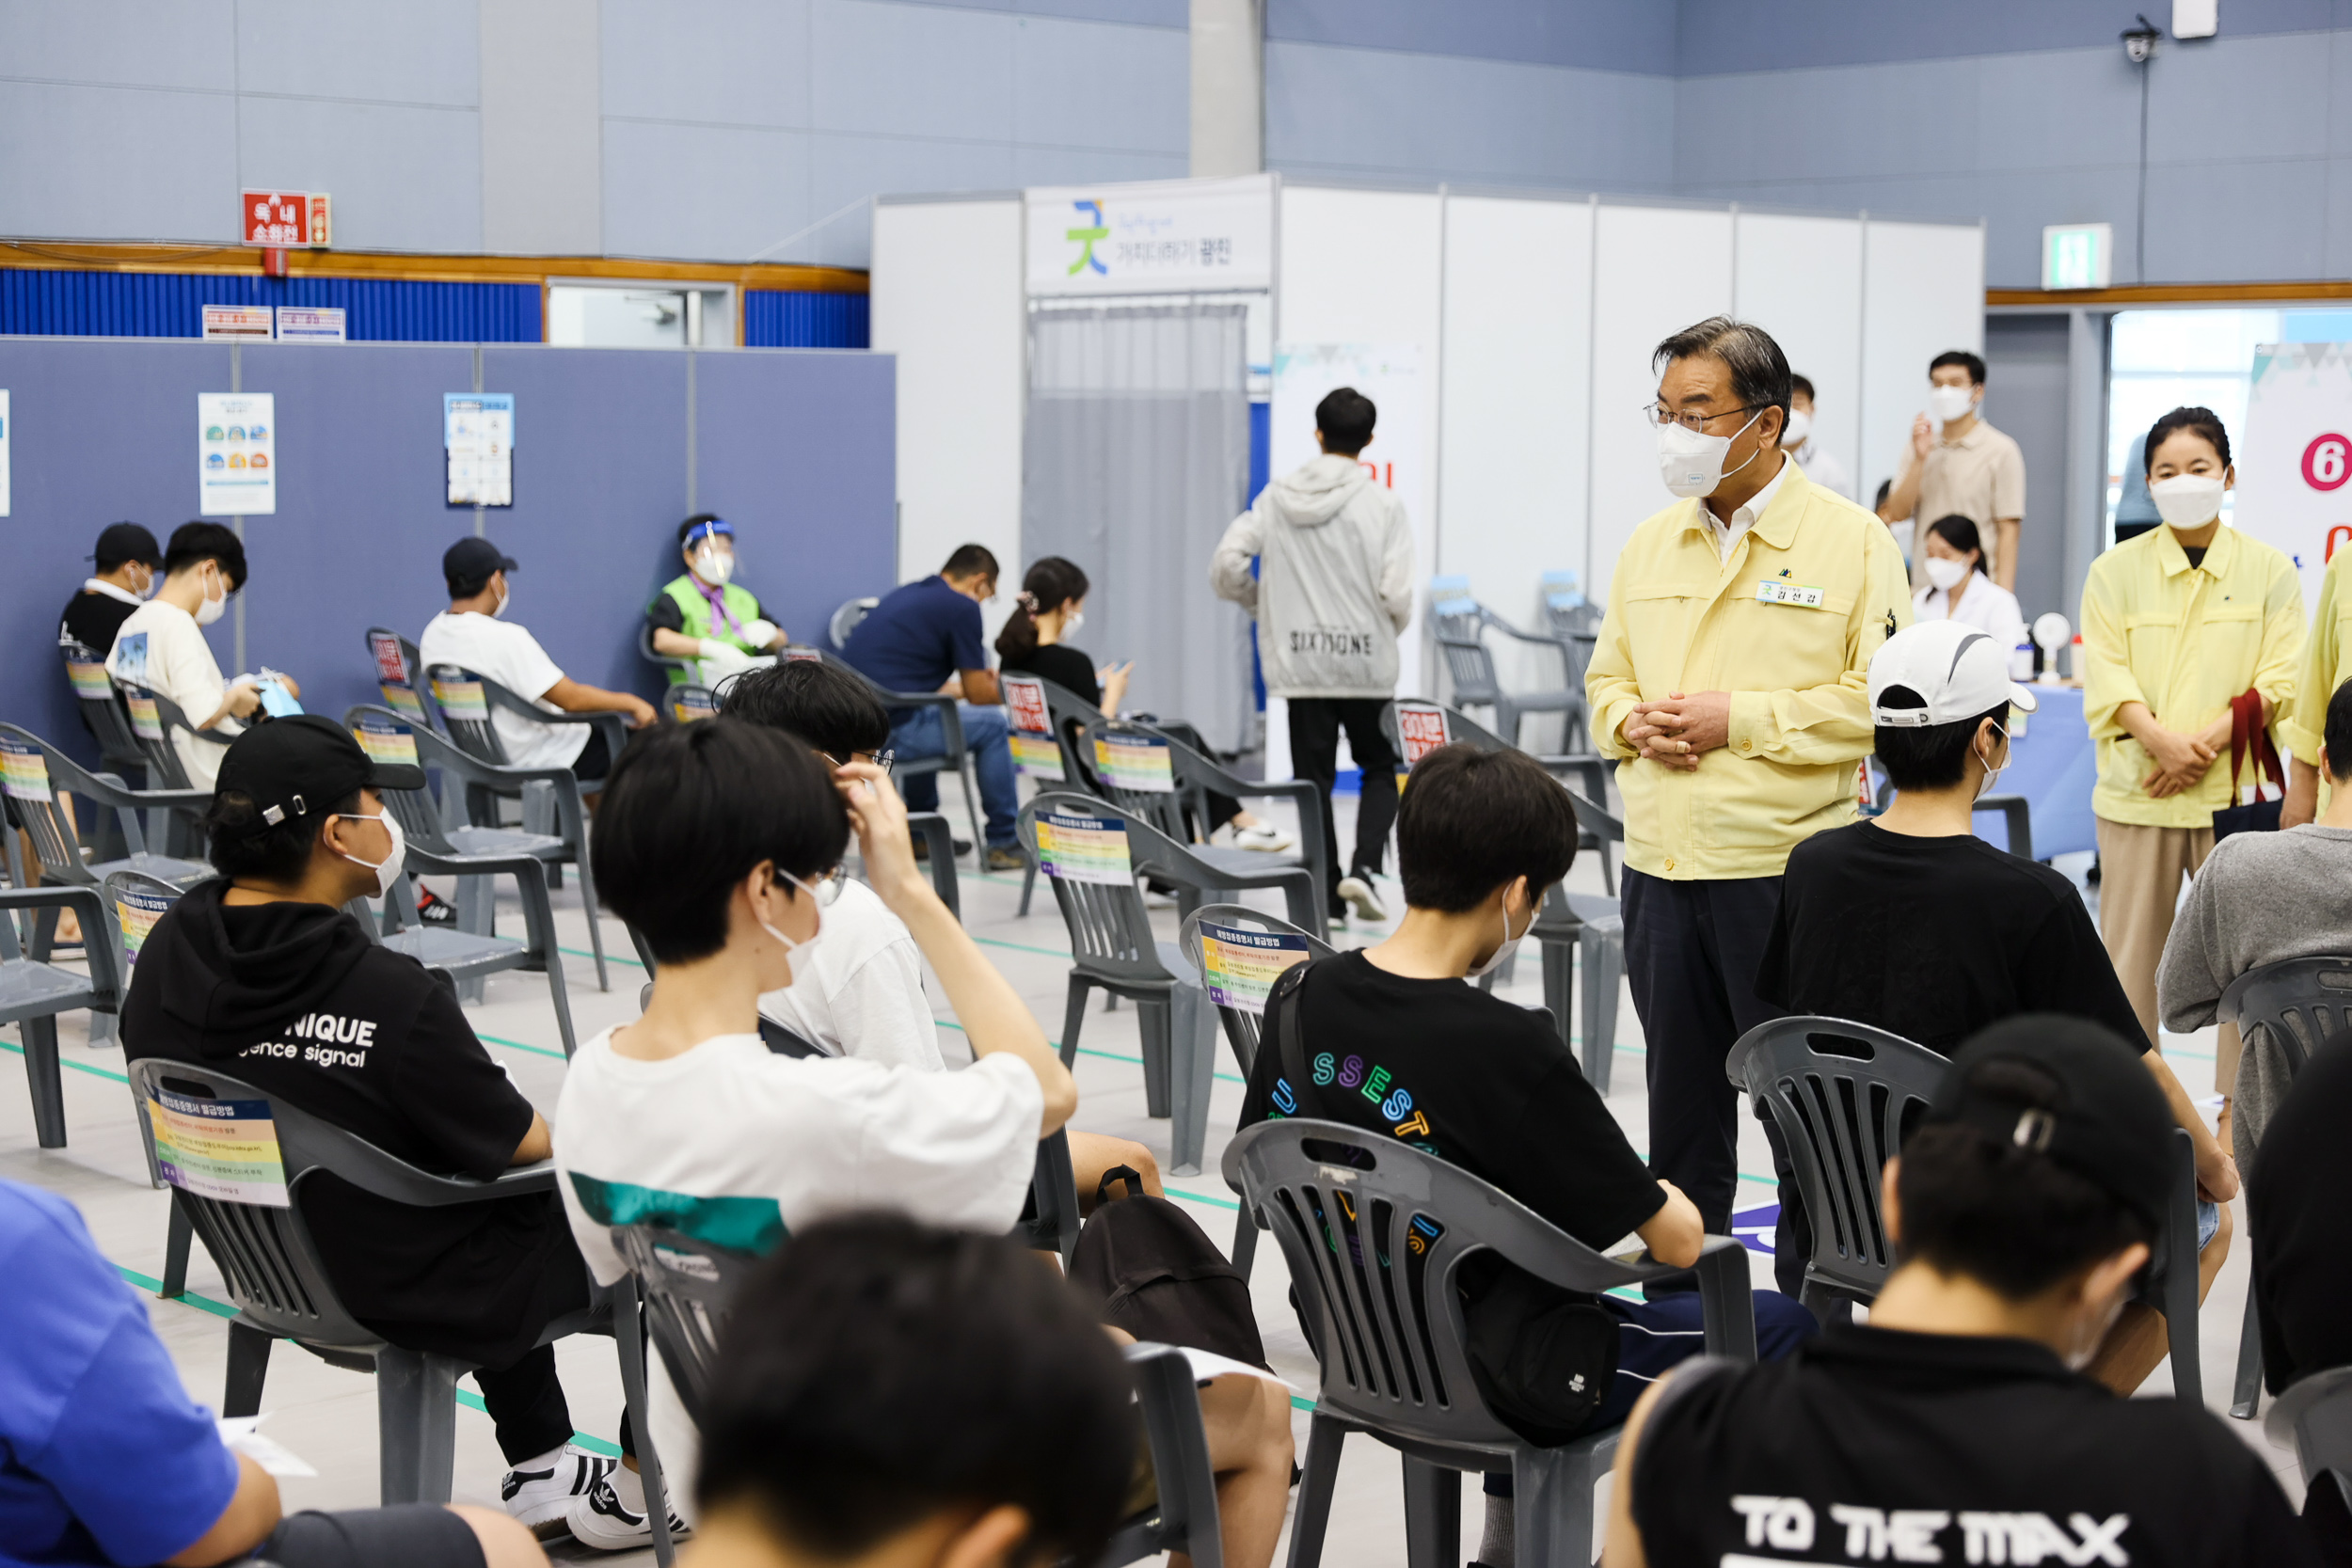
[697,640,755,676]
[741,617,781,649]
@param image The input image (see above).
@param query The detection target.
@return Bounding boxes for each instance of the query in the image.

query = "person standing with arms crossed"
[1585,317,1912,1241]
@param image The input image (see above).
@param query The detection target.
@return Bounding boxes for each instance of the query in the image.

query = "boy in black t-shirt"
[1605,1018,2321,1568]
[122,717,645,1548]
[1754,619,2236,1393]
[1239,743,1814,1567]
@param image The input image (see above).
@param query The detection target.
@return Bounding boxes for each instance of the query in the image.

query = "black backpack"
[1068,1165,1268,1370]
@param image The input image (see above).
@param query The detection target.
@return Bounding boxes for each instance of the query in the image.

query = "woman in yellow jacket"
[2082,405,2303,1053]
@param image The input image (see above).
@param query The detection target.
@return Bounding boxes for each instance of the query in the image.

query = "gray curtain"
[1023,303,1252,752]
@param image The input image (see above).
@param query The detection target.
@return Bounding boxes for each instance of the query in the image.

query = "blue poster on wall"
[444,392,515,507]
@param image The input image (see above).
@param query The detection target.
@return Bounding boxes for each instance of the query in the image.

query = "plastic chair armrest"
[0,885,119,1001]
[1975,793,2032,863]
[301,1140,560,1209]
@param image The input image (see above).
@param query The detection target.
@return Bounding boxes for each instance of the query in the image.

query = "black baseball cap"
[443,536,517,588]
[213,715,423,838]
[91,522,162,570]
[1925,1016,2176,1232]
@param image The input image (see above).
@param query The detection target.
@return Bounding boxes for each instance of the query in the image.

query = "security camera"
[2122,13,2160,63]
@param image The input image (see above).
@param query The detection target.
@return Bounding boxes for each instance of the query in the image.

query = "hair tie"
[1017,590,1039,612]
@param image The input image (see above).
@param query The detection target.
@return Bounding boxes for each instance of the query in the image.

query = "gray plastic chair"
[2266,1365,2352,1519]
[639,620,699,682]
[61,640,152,785]
[111,678,234,791]
[0,723,212,897]
[1224,1117,1757,1568]
[1178,904,1337,1279]
[1015,793,1221,1176]
[127,1058,613,1506]
[1429,577,1587,750]
[0,883,120,1148]
[1099,1341,1227,1568]
[102,868,201,1297]
[424,662,629,796]
[828,594,879,650]
[665,683,720,723]
[364,627,442,732]
[2221,955,2352,1418]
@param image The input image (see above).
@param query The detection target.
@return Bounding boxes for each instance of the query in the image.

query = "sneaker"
[1335,875,1390,924]
[566,1464,692,1551]
[1231,821,1296,853]
[502,1445,615,1539]
[983,844,1029,873]
[914,835,974,863]
[417,889,457,927]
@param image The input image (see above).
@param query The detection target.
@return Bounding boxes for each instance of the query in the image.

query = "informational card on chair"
[115,887,172,969]
[65,655,114,704]
[672,687,717,722]
[1396,704,1450,768]
[0,736,52,802]
[1003,673,1064,781]
[122,685,165,741]
[146,1085,290,1208]
[1092,730,1173,792]
[430,674,488,722]
[351,714,420,769]
[1198,921,1311,1015]
[1036,811,1131,884]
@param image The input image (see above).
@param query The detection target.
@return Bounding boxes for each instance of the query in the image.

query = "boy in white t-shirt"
[106,522,302,791]
[721,659,1165,1200]
[418,537,655,781]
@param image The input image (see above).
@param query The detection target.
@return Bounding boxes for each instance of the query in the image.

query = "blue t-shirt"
[840,576,988,701]
[0,1180,238,1568]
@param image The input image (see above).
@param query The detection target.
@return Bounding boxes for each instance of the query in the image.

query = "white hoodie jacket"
[1210,452,1414,699]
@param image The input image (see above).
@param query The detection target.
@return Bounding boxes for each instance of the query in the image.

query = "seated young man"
[645,514,791,684]
[837,542,1022,868]
[58,518,162,657]
[554,719,1294,1565]
[0,1177,545,1568]
[1239,742,1814,1568]
[2161,675,2352,1159]
[121,718,641,1546]
[1604,1019,2321,1568]
[419,536,655,781]
[718,659,1164,1203]
[1756,618,2236,1392]
[691,1213,1137,1568]
[107,521,302,790]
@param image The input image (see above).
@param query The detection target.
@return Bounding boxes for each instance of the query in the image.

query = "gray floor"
[0,794,2298,1567]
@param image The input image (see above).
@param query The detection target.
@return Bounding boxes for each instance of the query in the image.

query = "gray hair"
[1653,316,1792,425]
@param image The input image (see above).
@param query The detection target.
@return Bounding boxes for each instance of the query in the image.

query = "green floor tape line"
[1291,1394,1315,1411]
[475,1033,567,1062]
[0,1038,130,1085]
[561,946,644,969]
[973,935,1076,959]
[1165,1185,1240,1212]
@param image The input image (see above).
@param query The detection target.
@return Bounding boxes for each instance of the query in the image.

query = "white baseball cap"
[1868,620,2039,727]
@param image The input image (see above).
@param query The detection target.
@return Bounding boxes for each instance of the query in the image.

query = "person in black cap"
[1603,1016,2321,1568]
[120,717,651,1545]
[57,520,163,657]
[419,537,655,783]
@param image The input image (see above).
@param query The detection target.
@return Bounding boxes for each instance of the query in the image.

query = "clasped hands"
[1624,690,1733,772]
[2139,715,2230,800]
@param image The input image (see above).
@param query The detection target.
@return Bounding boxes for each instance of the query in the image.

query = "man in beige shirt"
[1879,349,2027,590]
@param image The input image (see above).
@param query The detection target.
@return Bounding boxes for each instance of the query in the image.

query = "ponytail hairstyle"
[993,556,1090,664]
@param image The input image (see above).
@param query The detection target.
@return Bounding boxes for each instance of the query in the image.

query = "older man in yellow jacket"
[1586,316,1912,1242]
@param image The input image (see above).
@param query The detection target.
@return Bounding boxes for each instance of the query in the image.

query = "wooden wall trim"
[0,241,866,293]
[1988,280,2352,307]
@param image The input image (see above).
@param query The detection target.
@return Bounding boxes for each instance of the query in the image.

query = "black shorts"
[573,725,612,783]
[241,1504,485,1568]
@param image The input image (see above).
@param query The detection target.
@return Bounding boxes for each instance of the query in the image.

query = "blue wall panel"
[0,270,541,342]
[744,291,870,349]
[691,349,898,656]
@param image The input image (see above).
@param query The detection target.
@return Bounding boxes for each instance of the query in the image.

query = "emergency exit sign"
[241,189,331,248]
[2042,223,2112,291]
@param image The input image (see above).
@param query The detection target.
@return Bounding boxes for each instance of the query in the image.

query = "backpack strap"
[1271,959,1315,1101]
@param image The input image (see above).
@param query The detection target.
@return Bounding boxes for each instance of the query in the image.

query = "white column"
[1191,0,1263,178]
[480,0,604,256]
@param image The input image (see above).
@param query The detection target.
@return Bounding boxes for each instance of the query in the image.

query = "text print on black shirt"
[1270,1048,1434,1149]
[237,1011,382,1071]
[1724,1496,2129,1564]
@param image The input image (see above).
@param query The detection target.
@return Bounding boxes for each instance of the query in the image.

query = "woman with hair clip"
[1913,512,2027,666]
[996,556,1294,852]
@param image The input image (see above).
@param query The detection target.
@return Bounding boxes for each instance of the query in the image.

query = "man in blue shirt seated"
[839,543,1022,869]
[0,1177,545,1568]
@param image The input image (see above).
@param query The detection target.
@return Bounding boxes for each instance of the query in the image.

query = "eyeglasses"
[1644,402,1765,434]
[825,750,895,776]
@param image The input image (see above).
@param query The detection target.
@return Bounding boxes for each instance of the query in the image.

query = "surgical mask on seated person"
[1923,555,1970,592]
[1975,723,2010,801]
[1929,384,1977,424]
[332,809,407,900]
[694,548,734,585]
[1780,407,1812,448]
[2149,473,2227,531]
[756,867,829,985]
[1465,894,1537,980]
[196,575,229,626]
[1656,407,1766,500]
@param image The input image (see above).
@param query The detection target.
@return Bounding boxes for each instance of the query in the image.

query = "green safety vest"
[657,575,764,684]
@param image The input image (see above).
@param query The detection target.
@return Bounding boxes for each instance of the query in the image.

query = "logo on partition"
[1067,199,1108,277]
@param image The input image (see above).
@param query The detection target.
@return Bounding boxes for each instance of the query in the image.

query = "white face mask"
[195,568,230,626]
[1061,609,1084,637]
[2150,473,2227,531]
[1780,407,1812,448]
[755,867,828,986]
[332,808,406,899]
[1929,384,1978,424]
[1466,891,1538,980]
[693,548,734,585]
[1657,407,1767,500]
[1923,555,1971,592]
[1974,722,2010,801]
[491,578,511,620]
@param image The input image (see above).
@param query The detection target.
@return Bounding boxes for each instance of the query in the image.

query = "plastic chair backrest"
[1538,573,1598,641]
[2269,1366,2352,1515]
[102,866,183,982]
[344,710,460,857]
[1034,676,1122,800]
[1225,1117,1743,1448]
[365,628,439,730]
[612,1223,763,1428]
[829,595,880,650]
[112,680,215,789]
[1015,793,1168,985]
[1730,1016,1945,1303]
[0,725,97,882]
[423,664,510,766]
[2220,956,2352,1076]
[668,684,720,723]
[62,641,150,772]
[1178,904,1337,1078]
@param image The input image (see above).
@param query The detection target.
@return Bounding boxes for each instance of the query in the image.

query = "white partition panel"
[1439,194,1593,725]
[1736,212,1864,502]
[1276,183,1445,718]
[871,198,1025,592]
[1861,218,1987,515]
[1587,203,1734,599]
